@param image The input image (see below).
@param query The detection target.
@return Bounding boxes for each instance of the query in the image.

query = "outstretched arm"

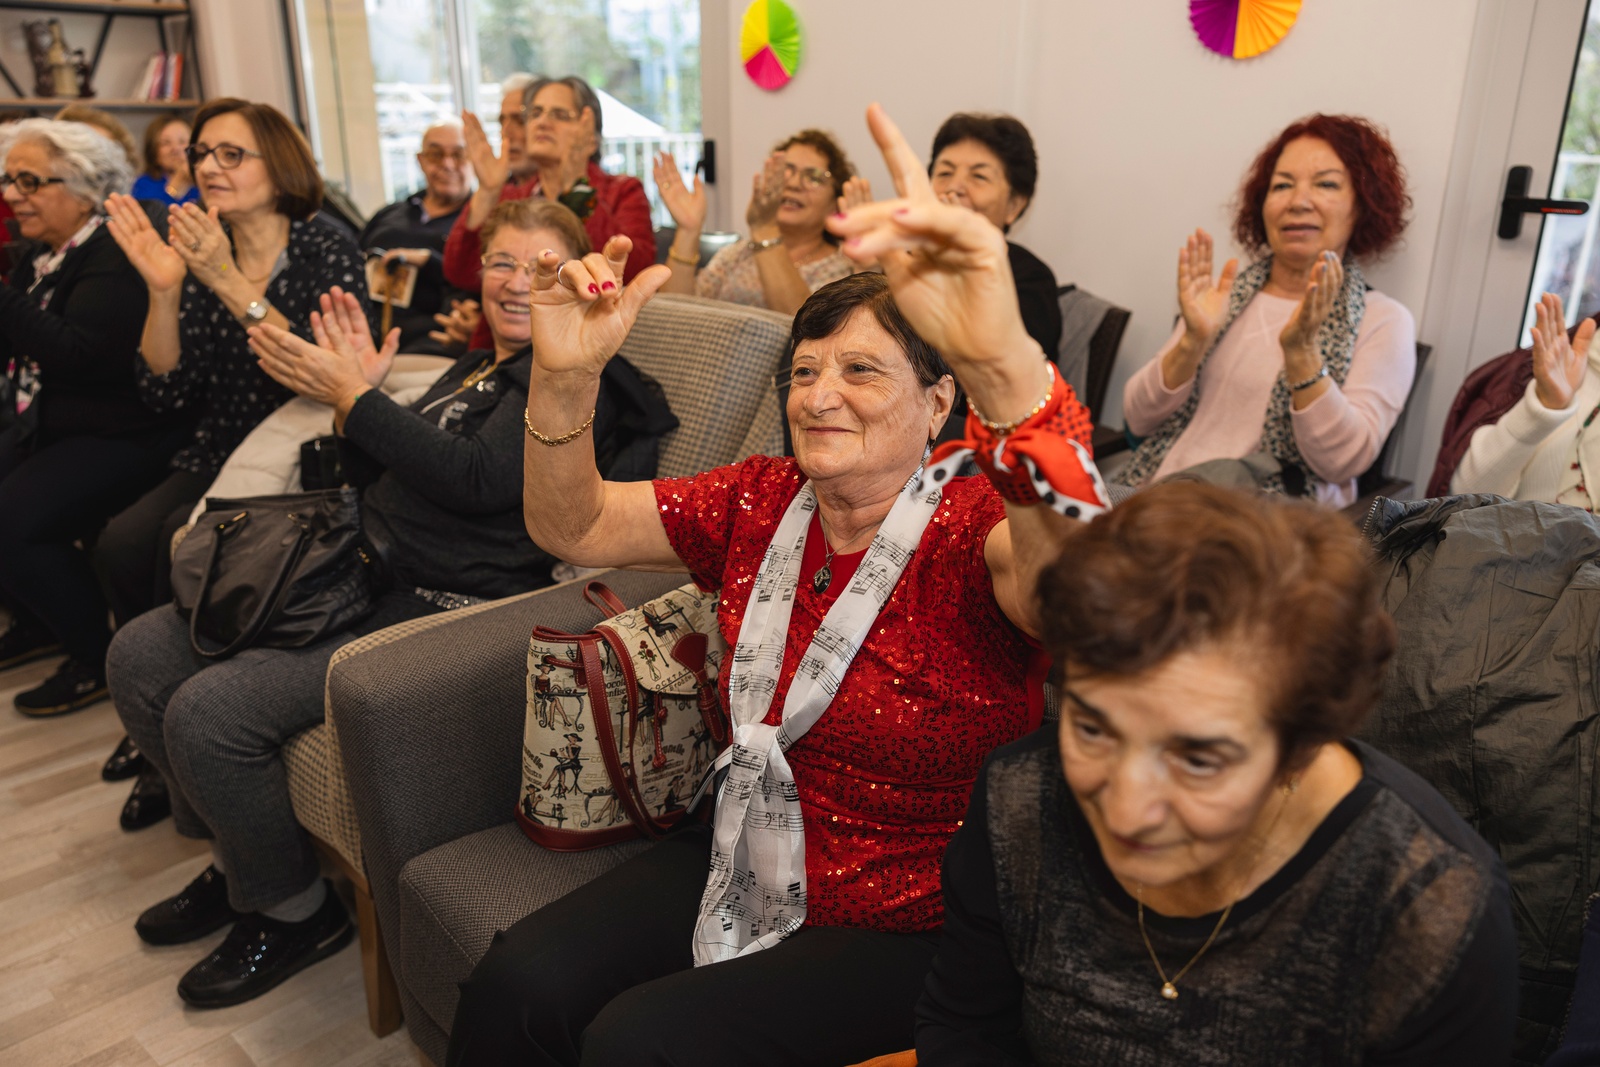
[829,104,1096,637]
[521,235,683,570]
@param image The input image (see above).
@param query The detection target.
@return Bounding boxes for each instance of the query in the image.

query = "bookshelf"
[0,0,201,109]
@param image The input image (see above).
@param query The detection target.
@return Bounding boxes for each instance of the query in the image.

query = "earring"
[1282,778,1299,797]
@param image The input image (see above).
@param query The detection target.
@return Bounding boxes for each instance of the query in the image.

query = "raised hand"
[429,298,480,348]
[313,286,399,387]
[746,152,786,231]
[247,322,368,408]
[1530,291,1593,410]
[527,235,670,376]
[168,202,237,293]
[1176,228,1238,348]
[463,110,510,193]
[1278,250,1342,358]
[104,192,186,293]
[826,103,1033,377]
[837,175,873,213]
[652,150,707,233]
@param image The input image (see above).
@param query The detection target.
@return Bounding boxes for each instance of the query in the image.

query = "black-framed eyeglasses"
[0,170,64,195]
[526,105,580,124]
[185,142,262,170]
[783,163,832,189]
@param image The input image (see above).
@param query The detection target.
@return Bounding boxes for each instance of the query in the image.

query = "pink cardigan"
[1122,290,1416,506]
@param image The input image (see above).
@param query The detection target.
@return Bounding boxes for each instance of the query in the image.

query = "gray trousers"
[107,594,440,913]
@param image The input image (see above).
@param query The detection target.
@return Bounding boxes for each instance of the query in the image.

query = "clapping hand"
[167,202,237,293]
[1176,228,1238,348]
[527,235,670,377]
[104,192,186,293]
[463,110,510,192]
[1278,250,1342,359]
[746,152,787,231]
[652,150,707,233]
[825,104,1033,377]
[429,298,480,348]
[1531,291,1594,410]
[836,175,873,213]
[315,285,400,387]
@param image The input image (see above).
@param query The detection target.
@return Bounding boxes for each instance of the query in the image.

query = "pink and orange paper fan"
[1191,0,1301,59]
[740,0,802,91]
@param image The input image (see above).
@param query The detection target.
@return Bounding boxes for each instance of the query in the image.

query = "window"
[288,0,702,222]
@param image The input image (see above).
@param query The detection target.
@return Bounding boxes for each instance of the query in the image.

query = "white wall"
[719,0,1484,475]
[190,0,296,116]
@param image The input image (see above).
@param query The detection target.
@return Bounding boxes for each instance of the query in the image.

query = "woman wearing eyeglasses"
[0,119,184,716]
[443,73,656,352]
[653,129,857,314]
[91,98,369,828]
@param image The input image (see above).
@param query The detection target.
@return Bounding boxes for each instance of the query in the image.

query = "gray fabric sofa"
[332,569,684,1063]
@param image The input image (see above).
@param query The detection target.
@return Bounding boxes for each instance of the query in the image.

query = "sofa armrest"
[329,569,686,974]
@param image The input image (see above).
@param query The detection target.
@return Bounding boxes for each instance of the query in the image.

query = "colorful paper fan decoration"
[740,0,802,91]
[1190,0,1302,59]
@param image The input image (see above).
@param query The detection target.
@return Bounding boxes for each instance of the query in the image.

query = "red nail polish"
[893,207,910,216]
[601,281,615,291]
[831,211,846,219]
[588,284,599,294]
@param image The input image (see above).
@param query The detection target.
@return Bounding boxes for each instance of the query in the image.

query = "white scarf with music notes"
[691,465,943,965]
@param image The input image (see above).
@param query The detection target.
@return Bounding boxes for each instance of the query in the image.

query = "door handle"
[1499,165,1589,239]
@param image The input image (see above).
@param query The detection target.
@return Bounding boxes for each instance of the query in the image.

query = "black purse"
[170,488,380,660]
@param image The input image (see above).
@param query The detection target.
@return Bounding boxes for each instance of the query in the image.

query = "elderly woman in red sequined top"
[446,104,1102,1067]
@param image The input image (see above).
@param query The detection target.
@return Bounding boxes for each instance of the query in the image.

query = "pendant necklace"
[1136,778,1296,1001]
[812,541,839,594]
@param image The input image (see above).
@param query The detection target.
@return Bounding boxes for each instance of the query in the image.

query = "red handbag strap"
[583,581,628,618]
[579,636,665,838]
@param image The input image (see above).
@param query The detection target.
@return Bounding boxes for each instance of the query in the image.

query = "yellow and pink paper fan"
[1191,0,1301,59]
[740,0,802,91]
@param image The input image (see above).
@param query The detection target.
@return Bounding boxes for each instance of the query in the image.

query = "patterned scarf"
[1114,255,1367,496]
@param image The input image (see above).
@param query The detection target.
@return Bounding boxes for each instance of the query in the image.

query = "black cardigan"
[1,225,170,443]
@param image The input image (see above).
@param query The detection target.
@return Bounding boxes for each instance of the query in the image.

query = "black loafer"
[102,735,145,782]
[120,772,171,831]
[177,883,353,1009]
[135,864,239,946]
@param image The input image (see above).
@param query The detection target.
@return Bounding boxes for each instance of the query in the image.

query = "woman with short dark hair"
[1116,114,1417,504]
[654,127,857,313]
[917,481,1517,1064]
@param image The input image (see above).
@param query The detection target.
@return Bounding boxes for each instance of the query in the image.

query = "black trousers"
[94,467,213,628]
[447,822,940,1067]
[0,425,180,665]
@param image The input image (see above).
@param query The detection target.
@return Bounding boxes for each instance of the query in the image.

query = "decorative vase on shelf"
[48,21,78,97]
[22,20,56,98]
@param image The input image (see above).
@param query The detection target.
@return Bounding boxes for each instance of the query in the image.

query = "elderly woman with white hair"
[0,119,183,715]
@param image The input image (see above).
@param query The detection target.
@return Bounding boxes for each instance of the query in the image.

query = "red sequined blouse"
[655,454,1044,932]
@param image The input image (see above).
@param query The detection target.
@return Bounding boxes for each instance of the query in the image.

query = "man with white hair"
[358,119,474,352]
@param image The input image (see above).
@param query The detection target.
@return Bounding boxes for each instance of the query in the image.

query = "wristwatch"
[239,300,271,326]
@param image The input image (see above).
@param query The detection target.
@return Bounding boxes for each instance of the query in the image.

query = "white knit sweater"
[1450,348,1600,506]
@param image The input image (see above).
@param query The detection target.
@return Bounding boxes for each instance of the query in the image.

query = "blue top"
[130,173,199,206]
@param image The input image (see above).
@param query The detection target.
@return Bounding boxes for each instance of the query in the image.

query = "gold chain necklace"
[1136,779,1295,1001]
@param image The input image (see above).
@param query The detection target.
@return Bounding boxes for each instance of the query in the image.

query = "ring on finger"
[556,261,573,288]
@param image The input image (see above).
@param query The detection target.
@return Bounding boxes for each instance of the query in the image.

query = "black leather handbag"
[170,488,379,660]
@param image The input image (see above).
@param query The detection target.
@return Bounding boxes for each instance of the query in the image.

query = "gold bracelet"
[666,246,698,267]
[524,407,596,446]
[967,362,1058,437]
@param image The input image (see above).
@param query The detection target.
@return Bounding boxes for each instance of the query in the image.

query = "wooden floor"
[0,656,427,1067]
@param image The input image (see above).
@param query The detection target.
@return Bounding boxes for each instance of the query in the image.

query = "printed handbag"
[517,580,729,850]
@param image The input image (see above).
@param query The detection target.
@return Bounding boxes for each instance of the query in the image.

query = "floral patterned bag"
[517,581,728,850]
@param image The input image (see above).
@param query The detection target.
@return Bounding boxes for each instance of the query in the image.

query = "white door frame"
[1396,0,1590,485]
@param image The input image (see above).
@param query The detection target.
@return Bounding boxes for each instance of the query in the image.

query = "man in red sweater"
[442,74,654,350]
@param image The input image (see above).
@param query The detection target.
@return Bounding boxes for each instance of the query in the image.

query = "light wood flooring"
[0,656,427,1067]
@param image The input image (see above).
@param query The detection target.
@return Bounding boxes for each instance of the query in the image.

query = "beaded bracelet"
[967,362,1059,437]
[1290,364,1330,392]
[524,407,596,446]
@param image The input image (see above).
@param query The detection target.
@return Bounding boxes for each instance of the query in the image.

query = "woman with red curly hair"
[917,481,1516,1064]
[1115,115,1417,505]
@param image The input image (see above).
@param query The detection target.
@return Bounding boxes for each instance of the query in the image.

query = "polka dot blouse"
[137,213,373,476]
